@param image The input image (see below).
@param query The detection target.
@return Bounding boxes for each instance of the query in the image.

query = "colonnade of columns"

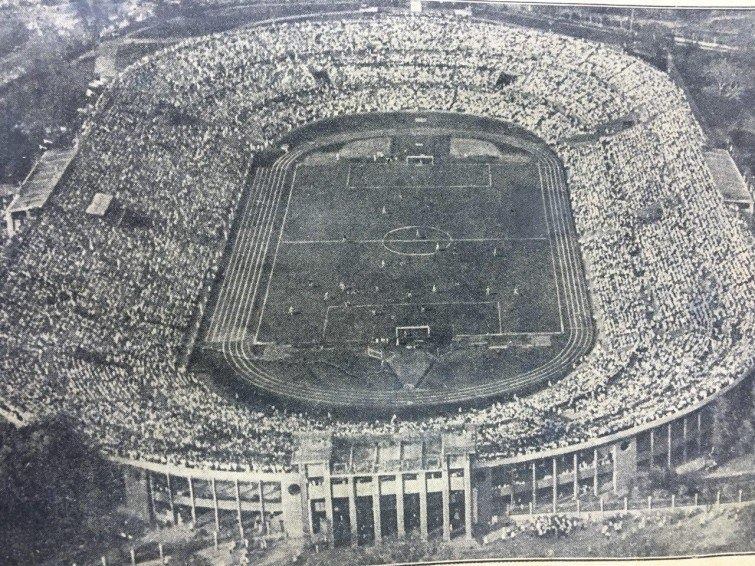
[123,409,713,544]
[488,411,711,517]
[133,468,302,541]
[302,453,475,545]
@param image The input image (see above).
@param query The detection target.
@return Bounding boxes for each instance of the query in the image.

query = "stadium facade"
[120,388,727,543]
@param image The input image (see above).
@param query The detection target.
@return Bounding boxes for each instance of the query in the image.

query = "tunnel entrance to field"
[380,493,398,538]
[427,491,444,535]
[450,490,466,534]
[404,492,422,533]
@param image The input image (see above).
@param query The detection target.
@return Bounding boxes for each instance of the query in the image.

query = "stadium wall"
[116,371,752,544]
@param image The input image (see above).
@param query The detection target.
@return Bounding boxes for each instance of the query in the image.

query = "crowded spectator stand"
[0,12,752,475]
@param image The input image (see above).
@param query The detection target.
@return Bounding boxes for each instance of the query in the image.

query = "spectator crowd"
[0,12,753,473]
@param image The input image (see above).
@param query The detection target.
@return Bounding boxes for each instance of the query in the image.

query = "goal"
[366,346,385,361]
[395,325,430,346]
[406,154,434,166]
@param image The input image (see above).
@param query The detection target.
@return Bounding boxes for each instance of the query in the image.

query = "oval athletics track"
[211,127,596,408]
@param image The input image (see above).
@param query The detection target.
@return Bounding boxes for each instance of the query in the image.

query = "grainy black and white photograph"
[0,0,753,564]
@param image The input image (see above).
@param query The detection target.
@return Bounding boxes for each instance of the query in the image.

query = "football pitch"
[255,158,561,346]
[200,114,594,408]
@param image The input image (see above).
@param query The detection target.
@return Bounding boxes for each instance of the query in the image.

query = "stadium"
[1,5,754,551]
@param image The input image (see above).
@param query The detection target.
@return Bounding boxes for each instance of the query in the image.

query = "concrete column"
[649,429,655,468]
[281,475,306,539]
[166,473,175,523]
[441,459,451,541]
[348,476,358,546]
[551,458,557,512]
[573,453,579,499]
[612,439,637,497]
[463,455,473,540]
[124,468,151,522]
[509,467,516,509]
[531,462,537,506]
[593,448,599,496]
[258,480,267,535]
[372,475,382,543]
[419,472,428,540]
[396,474,405,538]
[146,472,156,518]
[682,416,689,461]
[188,477,197,524]
[234,479,243,537]
[301,467,314,539]
[307,476,315,536]
[667,423,673,469]
[211,478,219,532]
[147,472,158,521]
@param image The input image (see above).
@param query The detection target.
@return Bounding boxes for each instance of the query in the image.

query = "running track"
[202,126,596,408]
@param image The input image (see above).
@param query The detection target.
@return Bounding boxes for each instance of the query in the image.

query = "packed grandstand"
[0,12,753,474]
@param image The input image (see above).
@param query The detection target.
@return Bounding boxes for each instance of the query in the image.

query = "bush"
[527,514,582,538]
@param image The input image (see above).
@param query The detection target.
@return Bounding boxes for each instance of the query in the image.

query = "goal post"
[406,154,434,166]
[395,325,430,346]
[366,346,385,360]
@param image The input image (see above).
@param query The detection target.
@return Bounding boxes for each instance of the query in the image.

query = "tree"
[704,59,752,100]
[709,379,754,463]
[0,414,126,565]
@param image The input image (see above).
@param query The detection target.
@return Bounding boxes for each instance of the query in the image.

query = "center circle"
[382,225,452,256]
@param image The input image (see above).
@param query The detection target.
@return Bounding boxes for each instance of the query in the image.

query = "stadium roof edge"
[705,149,752,210]
[5,146,77,215]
